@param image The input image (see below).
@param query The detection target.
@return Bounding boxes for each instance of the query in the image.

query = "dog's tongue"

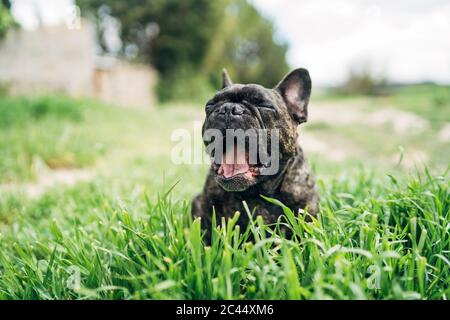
[220,148,249,178]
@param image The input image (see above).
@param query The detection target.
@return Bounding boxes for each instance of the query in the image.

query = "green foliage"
[0,0,14,38]
[0,95,105,182]
[156,66,216,103]
[0,95,83,128]
[78,0,224,74]
[204,0,289,89]
[1,93,448,299]
[387,84,450,123]
[318,83,450,125]
[77,0,289,101]
[0,170,448,299]
[338,67,388,96]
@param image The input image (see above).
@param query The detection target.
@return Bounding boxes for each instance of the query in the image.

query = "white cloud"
[252,0,450,85]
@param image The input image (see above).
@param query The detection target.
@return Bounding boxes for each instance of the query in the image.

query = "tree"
[77,0,289,101]
[78,0,224,73]
[0,0,14,38]
[203,0,289,89]
[339,62,388,96]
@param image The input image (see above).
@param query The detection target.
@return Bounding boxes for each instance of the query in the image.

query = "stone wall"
[94,58,156,108]
[0,23,156,108]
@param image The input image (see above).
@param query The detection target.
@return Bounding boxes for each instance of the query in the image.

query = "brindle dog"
[192,68,319,240]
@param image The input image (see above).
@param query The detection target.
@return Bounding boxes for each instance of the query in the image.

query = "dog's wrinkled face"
[202,68,311,192]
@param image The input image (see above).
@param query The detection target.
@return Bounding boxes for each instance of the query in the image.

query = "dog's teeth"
[217,166,224,175]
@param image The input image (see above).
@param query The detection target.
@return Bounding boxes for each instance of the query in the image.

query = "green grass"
[309,84,450,170]
[386,84,450,124]
[315,84,450,125]
[0,170,448,299]
[0,95,107,182]
[0,91,449,300]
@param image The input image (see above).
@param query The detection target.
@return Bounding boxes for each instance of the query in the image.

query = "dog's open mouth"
[212,143,264,180]
[216,151,258,179]
[206,131,276,191]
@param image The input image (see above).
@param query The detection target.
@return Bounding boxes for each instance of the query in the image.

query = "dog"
[192,68,319,240]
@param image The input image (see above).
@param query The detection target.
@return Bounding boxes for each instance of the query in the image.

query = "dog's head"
[202,68,311,192]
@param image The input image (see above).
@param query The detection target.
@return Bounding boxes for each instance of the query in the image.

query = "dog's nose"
[219,103,244,116]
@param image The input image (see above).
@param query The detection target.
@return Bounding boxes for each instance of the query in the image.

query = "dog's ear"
[275,68,311,124]
[222,68,233,88]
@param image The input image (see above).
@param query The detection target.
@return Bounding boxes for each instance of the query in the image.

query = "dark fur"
[192,68,319,240]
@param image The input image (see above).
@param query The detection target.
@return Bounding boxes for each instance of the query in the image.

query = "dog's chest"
[210,191,285,225]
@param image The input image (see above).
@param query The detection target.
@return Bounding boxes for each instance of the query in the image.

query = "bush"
[0,1,15,38]
[338,66,388,96]
[0,94,101,182]
[0,95,83,128]
[156,67,215,103]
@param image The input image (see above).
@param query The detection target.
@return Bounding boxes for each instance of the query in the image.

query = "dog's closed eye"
[205,102,217,114]
[258,102,275,110]
[242,99,275,111]
[205,98,215,106]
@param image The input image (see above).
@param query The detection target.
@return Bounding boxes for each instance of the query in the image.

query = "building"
[0,21,156,108]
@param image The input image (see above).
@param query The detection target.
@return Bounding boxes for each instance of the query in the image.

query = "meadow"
[0,87,449,299]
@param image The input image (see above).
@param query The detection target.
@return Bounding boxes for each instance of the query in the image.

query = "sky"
[251,0,450,85]
[9,0,450,86]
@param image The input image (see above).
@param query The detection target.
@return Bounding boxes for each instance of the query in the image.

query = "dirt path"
[439,123,450,142]
[300,101,432,167]
[299,132,354,162]
[309,101,429,134]
[0,168,94,199]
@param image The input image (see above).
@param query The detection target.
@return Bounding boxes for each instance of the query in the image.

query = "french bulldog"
[192,68,319,240]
